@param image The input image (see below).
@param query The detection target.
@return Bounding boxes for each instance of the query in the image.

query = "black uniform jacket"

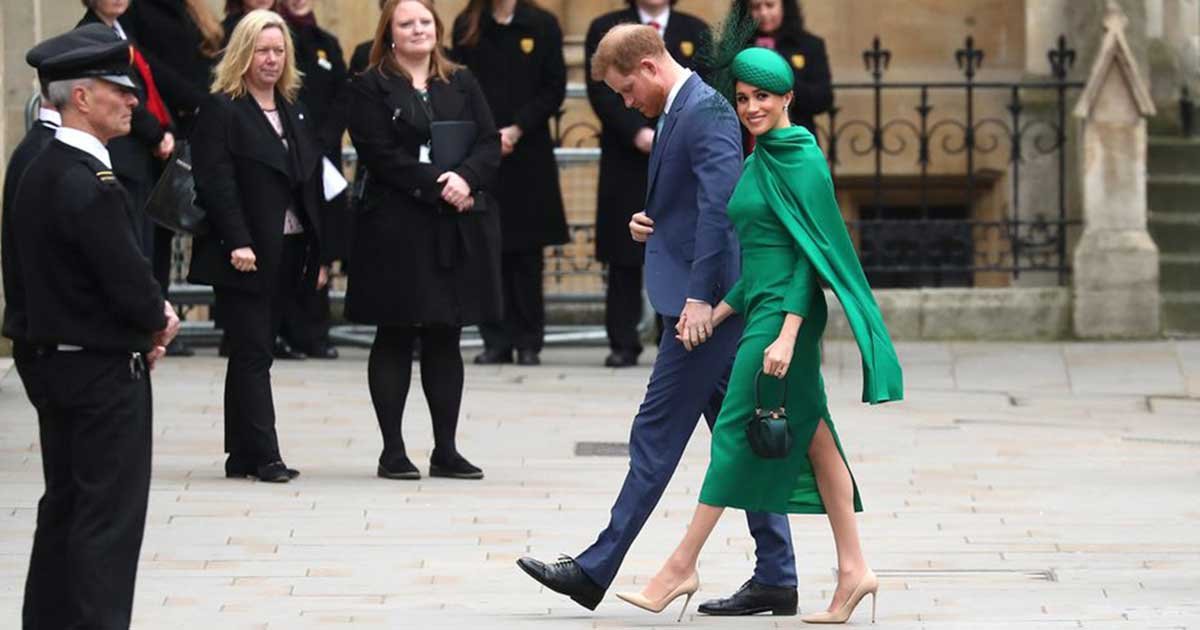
[760,28,833,136]
[451,3,568,252]
[187,93,324,294]
[344,67,502,326]
[123,0,218,133]
[585,8,709,267]
[11,140,166,352]
[79,10,168,187]
[349,41,372,76]
[1,121,57,343]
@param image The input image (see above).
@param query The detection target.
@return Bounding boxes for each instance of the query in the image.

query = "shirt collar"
[639,6,670,33]
[55,126,112,169]
[112,19,128,41]
[38,108,62,127]
[663,69,692,116]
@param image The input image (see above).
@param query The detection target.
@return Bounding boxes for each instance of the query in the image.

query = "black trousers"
[280,281,332,354]
[215,235,306,465]
[151,225,175,297]
[22,349,152,630]
[368,325,464,462]
[480,248,545,353]
[605,263,644,356]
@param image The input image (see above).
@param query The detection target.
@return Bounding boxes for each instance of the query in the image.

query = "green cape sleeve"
[751,128,904,404]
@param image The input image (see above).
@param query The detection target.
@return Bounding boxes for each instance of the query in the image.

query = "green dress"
[698,126,903,514]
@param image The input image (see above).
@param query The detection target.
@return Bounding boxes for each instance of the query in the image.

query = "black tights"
[368,325,464,462]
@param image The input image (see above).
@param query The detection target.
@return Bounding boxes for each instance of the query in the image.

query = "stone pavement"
[1,341,1199,629]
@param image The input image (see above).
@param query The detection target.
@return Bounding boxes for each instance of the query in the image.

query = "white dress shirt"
[55,126,112,169]
[639,6,670,35]
[38,108,62,127]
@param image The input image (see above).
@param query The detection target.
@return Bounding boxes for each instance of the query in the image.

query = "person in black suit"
[275,0,349,361]
[735,0,832,137]
[222,0,277,39]
[349,0,389,76]
[452,0,568,367]
[12,27,180,628]
[346,0,500,481]
[188,10,324,483]
[585,0,709,368]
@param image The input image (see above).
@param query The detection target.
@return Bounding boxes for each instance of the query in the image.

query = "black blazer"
[451,3,568,251]
[584,8,709,266]
[344,67,502,326]
[187,93,323,294]
[761,29,833,136]
[123,0,218,134]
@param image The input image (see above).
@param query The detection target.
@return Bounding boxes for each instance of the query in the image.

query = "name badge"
[419,143,432,164]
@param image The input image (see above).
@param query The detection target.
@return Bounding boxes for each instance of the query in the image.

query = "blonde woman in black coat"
[347,0,501,481]
[189,10,324,483]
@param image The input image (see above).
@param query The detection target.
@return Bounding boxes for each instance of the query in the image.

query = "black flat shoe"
[225,456,299,480]
[429,452,483,479]
[254,461,293,483]
[273,336,306,360]
[473,348,512,365]
[516,554,605,611]
[516,349,540,366]
[604,351,638,368]
[697,579,797,616]
[306,343,339,360]
[377,455,421,480]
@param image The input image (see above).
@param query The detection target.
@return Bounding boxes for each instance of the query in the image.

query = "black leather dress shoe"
[516,555,604,611]
[429,451,483,479]
[473,348,512,365]
[377,455,420,480]
[306,342,339,360]
[697,580,798,616]
[225,456,299,480]
[273,336,306,360]
[516,349,540,366]
[254,461,293,483]
[604,351,638,368]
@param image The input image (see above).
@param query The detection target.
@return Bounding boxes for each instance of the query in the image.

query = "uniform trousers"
[480,248,545,353]
[21,349,153,630]
[604,263,644,357]
[216,234,306,466]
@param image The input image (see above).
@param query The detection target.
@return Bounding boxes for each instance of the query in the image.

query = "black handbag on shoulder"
[746,369,793,459]
[143,141,208,235]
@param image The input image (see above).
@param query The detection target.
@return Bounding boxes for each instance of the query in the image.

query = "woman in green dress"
[613,48,903,624]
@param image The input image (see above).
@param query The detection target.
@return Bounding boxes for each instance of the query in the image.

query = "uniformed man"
[585,0,709,368]
[10,25,180,629]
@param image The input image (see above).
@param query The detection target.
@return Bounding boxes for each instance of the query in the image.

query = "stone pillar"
[1072,1,1161,338]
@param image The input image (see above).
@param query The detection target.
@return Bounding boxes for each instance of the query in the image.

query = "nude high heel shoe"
[801,569,879,624]
[615,572,700,622]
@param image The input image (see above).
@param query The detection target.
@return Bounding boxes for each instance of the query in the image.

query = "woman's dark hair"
[733,0,805,36]
[457,0,540,48]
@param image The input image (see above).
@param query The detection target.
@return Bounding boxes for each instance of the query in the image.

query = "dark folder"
[430,120,477,171]
[143,144,208,235]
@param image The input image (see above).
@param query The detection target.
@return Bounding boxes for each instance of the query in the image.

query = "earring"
[390,41,396,49]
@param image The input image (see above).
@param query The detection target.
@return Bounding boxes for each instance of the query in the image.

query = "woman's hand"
[230,247,257,272]
[437,171,471,208]
[154,131,176,160]
[317,265,329,290]
[712,301,735,328]
[499,125,523,156]
[763,314,804,378]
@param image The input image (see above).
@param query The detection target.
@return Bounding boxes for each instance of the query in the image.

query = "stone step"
[1161,254,1200,292]
[1148,136,1200,177]
[1147,174,1200,216]
[1162,291,1200,336]
[1148,211,1200,253]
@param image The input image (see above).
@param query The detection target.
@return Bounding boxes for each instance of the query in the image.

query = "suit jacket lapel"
[278,97,319,182]
[231,95,291,178]
[645,73,699,205]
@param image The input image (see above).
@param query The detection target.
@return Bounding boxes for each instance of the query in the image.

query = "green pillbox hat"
[731,47,794,95]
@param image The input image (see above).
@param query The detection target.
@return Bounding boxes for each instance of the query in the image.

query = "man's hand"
[499,125,523,157]
[676,300,713,351]
[317,265,329,290]
[634,127,655,154]
[154,131,176,160]
[152,301,181,350]
[230,247,257,272]
[146,346,167,370]
[629,211,654,242]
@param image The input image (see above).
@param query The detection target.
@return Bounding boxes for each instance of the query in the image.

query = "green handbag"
[746,369,793,459]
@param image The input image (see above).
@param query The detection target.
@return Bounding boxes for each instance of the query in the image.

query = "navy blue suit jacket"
[643,73,742,316]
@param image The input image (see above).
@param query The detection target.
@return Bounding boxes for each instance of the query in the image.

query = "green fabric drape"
[748,125,904,404]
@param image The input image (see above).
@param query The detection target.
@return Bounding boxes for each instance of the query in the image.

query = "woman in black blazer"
[347,0,501,481]
[735,0,833,136]
[451,0,568,367]
[189,9,324,483]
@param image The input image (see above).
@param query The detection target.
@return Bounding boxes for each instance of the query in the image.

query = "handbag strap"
[754,369,788,411]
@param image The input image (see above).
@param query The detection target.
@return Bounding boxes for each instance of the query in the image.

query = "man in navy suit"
[517,23,800,617]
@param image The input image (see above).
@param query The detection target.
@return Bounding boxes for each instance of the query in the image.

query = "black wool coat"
[451,3,568,252]
[344,67,502,327]
[759,29,833,136]
[585,8,709,267]
[187,93,324,295]
[123,0,218,134]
